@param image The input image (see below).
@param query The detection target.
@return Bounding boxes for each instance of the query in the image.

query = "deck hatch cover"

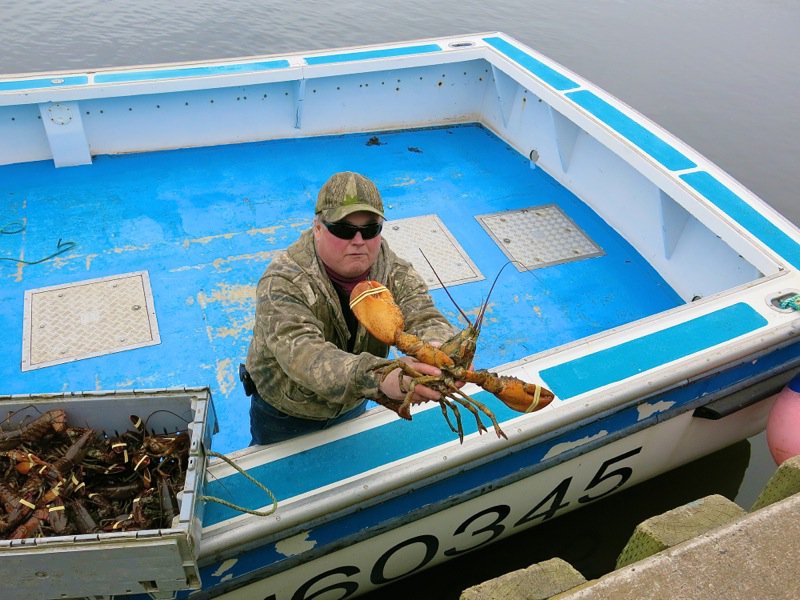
[380,214,483,288]
[476,204,603,270]
[21,271,160,371]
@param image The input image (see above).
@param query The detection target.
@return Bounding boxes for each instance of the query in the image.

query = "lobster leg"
[446,387,507,440]
[438,398,465,443]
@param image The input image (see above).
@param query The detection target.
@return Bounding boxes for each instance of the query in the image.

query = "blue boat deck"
[0,124,684,453]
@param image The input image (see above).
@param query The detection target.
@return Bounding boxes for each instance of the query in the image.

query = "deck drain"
[476,204,603,270]
[22,271,160,371]
[380,214,483,288]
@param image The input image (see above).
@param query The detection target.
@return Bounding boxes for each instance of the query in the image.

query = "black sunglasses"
[322,220,383,240]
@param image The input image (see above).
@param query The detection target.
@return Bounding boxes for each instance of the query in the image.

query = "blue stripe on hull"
[681,171,800,270]
[0,75,88,91]
[94,60,291,83]
[565,89,697,171]
[540,303,768,400]
[483,36,579,91]
[304,44,442,65]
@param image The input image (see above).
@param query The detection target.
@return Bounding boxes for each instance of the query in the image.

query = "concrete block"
[460,557,586,600]
[615,494,744,568]
[556,492,800,600]
[750,454,800,511]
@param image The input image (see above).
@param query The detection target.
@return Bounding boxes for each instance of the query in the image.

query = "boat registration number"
[254,445,643,600]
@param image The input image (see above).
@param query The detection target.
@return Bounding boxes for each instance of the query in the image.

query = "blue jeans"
[249,391,367,446]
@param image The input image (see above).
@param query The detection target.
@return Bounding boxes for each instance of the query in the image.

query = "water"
[2,1,797,595]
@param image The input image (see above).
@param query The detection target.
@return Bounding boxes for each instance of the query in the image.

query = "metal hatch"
[476,204,603,270]
[380,214,483,288]
[22,270,160,371]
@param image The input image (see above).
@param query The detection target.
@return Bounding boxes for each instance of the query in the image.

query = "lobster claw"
[349,281,405,345]
[463,370,554,414]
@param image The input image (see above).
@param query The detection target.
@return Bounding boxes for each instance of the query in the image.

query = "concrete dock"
[461,455,800,600]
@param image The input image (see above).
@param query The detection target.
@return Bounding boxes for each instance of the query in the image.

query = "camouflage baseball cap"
[315,172,384,222]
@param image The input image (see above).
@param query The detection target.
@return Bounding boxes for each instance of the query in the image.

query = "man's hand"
[378,356,443,417]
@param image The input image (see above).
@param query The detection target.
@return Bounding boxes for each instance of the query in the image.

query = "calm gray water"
[2,1,797,594]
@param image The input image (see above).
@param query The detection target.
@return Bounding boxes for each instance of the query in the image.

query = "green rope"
[779,294,800,311]
[1,222,77,265]
[201,450,278,517]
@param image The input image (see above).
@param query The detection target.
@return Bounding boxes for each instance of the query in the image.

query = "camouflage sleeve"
[390,264,457,344]
[254,273,391,406]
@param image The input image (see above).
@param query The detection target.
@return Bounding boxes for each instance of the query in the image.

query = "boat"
[2,32,799,599]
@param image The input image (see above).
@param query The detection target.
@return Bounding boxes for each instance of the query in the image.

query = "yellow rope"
[349,284,388,309]
[201,450,278,517]
[525,385,543,413]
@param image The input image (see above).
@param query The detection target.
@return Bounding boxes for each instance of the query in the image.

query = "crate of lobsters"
[0,387,216,600]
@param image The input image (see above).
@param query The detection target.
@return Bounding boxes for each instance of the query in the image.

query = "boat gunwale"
[198,338,800,565]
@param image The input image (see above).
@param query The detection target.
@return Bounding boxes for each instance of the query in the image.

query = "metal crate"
[0,387,216,600]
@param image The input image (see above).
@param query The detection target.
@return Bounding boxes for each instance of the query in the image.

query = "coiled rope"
[201,450,278,517]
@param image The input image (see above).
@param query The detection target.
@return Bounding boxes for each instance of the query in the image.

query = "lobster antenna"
[418,249,473,327]
[474,260,515,333]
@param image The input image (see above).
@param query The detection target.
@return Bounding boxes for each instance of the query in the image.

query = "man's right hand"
[378,357,443,418]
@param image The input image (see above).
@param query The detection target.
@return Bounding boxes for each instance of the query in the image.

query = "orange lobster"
[349,280,554,442]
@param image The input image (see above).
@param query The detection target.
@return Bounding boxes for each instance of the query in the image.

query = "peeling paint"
[197,283,256,310]
[390,177,417,187]
[214,315,255,339]
[183,232,238,248]
[171,249,279,273]
[247,225,291,236]
[637,400,675,420]
[543,430,608,460]
[211,558,238,577]
[112,244,151,254]
[216,357,236,395]
[275,531,317,557]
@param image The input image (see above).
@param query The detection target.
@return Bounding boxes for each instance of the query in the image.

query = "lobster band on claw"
[349,281,405,345]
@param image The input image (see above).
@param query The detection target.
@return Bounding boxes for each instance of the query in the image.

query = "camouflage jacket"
[246,228,455,420]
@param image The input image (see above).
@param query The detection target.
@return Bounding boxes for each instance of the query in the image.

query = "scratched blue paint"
[304,44,442,65]
[540,303,768,400]
[565,89,697,171]
[681,171,800,270]
[0,75,88,91]
[483,36,579,91]
[93,60,291,83]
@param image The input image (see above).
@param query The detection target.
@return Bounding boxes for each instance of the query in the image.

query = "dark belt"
[239,363,257,397]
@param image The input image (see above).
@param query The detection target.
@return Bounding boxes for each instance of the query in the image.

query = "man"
[243,171,456,445]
